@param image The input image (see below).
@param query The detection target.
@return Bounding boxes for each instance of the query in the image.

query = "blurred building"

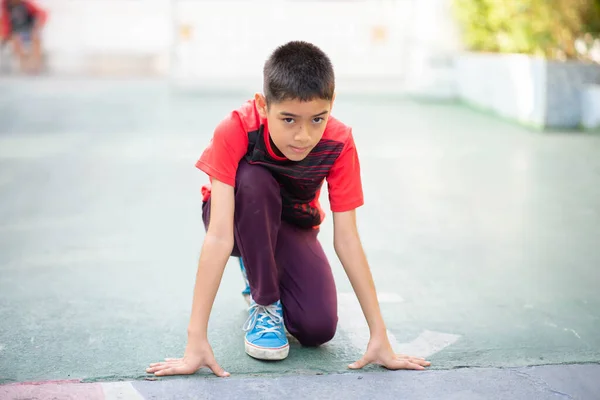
[3,0,461,98]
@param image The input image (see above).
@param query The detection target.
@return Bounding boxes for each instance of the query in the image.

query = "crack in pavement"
[509,368,573,399]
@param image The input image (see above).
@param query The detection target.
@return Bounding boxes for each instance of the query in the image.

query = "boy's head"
[255,41,336,161]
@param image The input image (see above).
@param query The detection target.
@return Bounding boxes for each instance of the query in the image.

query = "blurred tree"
[453,0,600,60]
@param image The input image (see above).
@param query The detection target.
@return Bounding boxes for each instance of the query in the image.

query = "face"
[256,93,335,161]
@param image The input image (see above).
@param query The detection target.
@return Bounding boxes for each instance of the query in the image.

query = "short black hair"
[263,41,335,105]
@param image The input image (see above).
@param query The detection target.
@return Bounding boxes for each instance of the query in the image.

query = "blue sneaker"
[238,258,251,304]
[242,300,289,360]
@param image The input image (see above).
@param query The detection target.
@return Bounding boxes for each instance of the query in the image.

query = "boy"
[0,0,47,73]
[147,41,430,377]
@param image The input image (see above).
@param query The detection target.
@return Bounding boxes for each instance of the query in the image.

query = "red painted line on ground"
[0,381,105,400]
[2,379,82,386]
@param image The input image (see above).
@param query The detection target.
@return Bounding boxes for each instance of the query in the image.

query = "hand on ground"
[348,337,431,371]
[146,342,229,377]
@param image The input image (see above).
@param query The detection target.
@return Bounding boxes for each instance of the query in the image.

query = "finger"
[150,360,179,367]
[148,362,168,367]
[413,359,431,367]
[396,355,431,366]
[207,360,230,378]
[407,361,426,370]
[348,356,370,370]
[386,359,425,371]
[147,363,180,372]
[396,354,426,361]
[155,367,184,376]
[146,363,178,373]
[405,357,430,367]
[165,358,182,362]
[155,364,196,376]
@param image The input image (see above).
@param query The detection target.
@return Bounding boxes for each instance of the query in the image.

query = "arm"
[146,179,234,378]
[333,210,430,371]
[187,179,235,339]
[26,1,47,29]
[333,210,386,337]
[146,110,247,378]
[1,7,11,40]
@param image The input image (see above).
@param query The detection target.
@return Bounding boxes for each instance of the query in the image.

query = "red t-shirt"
[0,0,47,38]
[196,99,364,228]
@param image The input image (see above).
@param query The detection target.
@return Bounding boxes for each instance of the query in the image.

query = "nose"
[294,124,310,144]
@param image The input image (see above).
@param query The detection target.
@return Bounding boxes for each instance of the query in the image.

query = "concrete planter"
[455,52,600,129]
[582,85,600,131]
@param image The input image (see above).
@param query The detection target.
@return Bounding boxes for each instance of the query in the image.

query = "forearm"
[334,233,387,337]
[33,17,45,34]
[187,233,233,340]
[30,1,48,29]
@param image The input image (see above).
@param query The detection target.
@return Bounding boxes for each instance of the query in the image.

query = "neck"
[268,134,285,158]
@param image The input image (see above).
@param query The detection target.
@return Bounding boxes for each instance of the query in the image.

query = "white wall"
[31,0,460,97]
[38,0,173,74]
[581,85,600,130]
[172,0,414,93]
[402,0,462,98]
[455,52,600,129]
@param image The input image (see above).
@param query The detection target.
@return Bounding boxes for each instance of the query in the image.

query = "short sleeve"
[195,112,249,187]
[326,131,364,212]
[30,1,48,18]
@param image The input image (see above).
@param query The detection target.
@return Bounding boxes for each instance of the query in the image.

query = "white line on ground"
[337,293,379,350]
[396,330,461,358]
[565,328,581,339]
[377,292,404,303]
[337,293,460,358]
[101,382,144,400]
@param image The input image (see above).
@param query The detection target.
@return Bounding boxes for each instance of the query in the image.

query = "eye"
[312,117,324,124]
[283,118,295,124]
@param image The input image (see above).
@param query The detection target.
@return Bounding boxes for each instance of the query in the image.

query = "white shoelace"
[242,303,284,336]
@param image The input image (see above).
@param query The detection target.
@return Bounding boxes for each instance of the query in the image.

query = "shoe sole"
[244,339,290,361]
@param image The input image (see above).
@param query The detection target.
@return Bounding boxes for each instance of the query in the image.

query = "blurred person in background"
[0,0,47,73]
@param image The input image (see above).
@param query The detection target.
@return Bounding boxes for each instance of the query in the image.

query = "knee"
[288,313,338,347]
[235,161,278,201]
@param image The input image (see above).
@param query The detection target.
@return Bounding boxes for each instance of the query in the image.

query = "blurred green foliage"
[453,0,600,60]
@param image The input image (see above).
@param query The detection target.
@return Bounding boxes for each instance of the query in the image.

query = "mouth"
[289,146,310,154]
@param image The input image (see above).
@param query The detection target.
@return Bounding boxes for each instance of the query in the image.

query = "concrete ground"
[0,78,599,399]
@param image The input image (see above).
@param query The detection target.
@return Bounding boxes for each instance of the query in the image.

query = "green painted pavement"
[0,78,599,384]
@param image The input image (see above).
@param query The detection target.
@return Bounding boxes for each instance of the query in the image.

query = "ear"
[331,92,336,109]
[255,93,268,119]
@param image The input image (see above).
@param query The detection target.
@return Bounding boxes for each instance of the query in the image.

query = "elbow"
[204,231,235,254]
[333,239,340,257]
[333,236,345,254]
[334,241,345,260]
[334,232,357,257]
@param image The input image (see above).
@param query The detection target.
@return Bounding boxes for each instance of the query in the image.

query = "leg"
[237,257,251,303]
[201,159,282,305]
[276,222,338,347]
[29,29,43,73]
[9,34,27,73]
